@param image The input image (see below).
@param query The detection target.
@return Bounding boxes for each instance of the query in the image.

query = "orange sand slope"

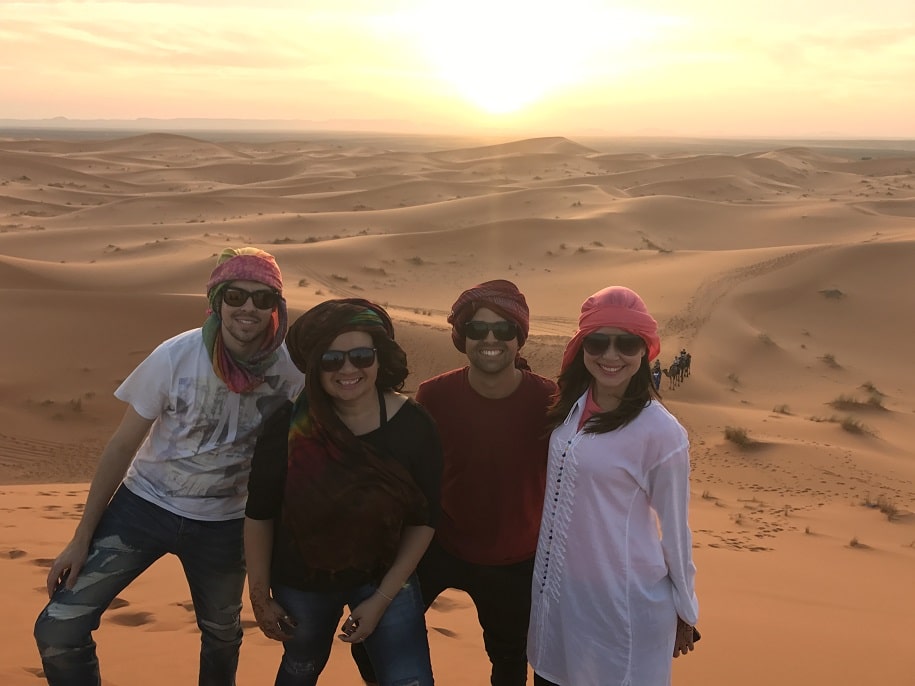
[2,133,914,685]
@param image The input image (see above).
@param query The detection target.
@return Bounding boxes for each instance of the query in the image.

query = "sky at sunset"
[3,0,915,137]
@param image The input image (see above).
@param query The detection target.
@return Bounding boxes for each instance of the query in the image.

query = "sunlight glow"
[398,0,670,114]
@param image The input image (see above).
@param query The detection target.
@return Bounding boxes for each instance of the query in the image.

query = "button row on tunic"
[539,447,569,592]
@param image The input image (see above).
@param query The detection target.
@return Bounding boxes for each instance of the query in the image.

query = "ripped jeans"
[34,486,245,686]
[272,575,433,686]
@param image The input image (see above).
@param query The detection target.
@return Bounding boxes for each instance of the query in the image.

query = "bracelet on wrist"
[375,588,395,602]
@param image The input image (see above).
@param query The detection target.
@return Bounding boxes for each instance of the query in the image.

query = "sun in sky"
[395,0,670,115]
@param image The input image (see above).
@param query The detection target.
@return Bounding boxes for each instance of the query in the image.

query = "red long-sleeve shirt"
[415,367,556,565]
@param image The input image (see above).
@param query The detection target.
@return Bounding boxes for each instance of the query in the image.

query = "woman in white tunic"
[528,286,699,686]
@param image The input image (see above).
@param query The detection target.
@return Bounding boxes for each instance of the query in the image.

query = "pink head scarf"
[202,247,288,393]
[560,286,660,373]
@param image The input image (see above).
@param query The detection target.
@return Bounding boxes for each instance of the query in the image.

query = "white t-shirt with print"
[116,328,303,521]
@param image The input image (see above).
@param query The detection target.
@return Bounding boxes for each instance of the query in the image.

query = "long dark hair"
[546,348,660,433]
[282,299,425,575]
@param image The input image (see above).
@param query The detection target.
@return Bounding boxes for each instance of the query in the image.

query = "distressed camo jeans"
[34,486,245,686]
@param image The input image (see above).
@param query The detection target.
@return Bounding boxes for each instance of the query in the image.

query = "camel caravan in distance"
[653,349,691,391]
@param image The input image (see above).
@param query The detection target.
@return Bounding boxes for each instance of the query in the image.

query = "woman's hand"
[673,616,697,657]
[251,593,297,642]
[337,591,392,643]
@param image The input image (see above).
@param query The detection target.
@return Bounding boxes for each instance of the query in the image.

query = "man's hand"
[46,539,90,597]
[673,616,697,657]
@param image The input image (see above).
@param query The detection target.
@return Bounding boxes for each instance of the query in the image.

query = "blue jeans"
[34,486,246,686]
[272,575,433,686]
[354,539,533,686]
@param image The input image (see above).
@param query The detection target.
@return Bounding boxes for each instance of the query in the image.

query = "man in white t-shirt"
[34,247,304,686]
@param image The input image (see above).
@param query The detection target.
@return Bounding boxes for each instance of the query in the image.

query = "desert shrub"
[860,383,886,408]
[819,288,844,299]
[819,353,840,368]
[772,404,791,414]
[727,372,740,385]
[864,495,898,521]
[724,426,752,446]
[840,416,866,434]
[865,394,885,408]
[758,333,775,346]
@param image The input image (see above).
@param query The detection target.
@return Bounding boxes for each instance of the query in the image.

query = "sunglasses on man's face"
[222,286,279,310]
[582,333,645,357]
[463,320,518,341]
[319,347,377,372]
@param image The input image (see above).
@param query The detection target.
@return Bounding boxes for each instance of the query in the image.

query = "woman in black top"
[245,298,442,686]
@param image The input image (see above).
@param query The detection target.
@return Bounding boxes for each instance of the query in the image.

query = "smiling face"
[218,279,275,359]
[464,307,520,376]
[583,326,646,409]
[319,330,378,407]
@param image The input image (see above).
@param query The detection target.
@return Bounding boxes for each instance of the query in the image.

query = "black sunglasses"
[582,333,645,357]
[319,347,377,372]
[222,286,279,310]
[463,320,518,341]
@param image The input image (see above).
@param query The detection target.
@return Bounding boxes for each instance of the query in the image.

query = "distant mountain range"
[0,116,419,132]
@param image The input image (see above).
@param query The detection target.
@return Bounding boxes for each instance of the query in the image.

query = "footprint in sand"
[431,627,459,638]
[428,596,466,612]
[6,548,27,559]
[23,666,45,679]
[108,611,154,626]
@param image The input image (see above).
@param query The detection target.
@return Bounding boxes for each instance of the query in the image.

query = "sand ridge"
[2,132,914,684]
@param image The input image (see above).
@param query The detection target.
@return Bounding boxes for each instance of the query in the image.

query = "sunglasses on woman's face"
[463,320,518,341]
[221,286,279,310]
[582,333,645,357]
[319,347,377,372]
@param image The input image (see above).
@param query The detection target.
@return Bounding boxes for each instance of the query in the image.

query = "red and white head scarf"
[560,286,660,373]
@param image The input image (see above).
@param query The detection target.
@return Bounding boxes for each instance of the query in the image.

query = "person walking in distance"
[34,247,304,686]
[353,279,557,686]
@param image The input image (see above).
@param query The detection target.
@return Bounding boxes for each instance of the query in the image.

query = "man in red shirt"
[354,279,556,686]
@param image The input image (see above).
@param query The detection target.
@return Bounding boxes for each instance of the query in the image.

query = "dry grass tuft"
[724,426,753,447]
[864,495,899,521]
[840,416,868,434]
[819,353,841,368]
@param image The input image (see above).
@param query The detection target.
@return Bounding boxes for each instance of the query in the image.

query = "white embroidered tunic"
[528,396,698,686]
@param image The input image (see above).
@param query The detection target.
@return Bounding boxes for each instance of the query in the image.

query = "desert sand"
[2,131,914,685]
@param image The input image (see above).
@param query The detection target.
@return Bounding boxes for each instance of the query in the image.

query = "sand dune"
[2,132,914,685]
